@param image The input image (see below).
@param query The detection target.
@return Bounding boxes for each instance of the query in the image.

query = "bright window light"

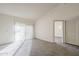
[15,22,26,41]
[15,22,33,41]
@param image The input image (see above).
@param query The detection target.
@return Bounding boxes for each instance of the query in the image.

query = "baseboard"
[65,42,79,47]
[0,41,14,46]
[34,37,55,44]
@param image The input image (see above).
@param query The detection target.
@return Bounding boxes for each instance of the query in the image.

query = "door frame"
[53,20,66,43]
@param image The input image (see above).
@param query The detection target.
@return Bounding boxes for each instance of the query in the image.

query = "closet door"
[76,19,79,45]
[66,19,76,45]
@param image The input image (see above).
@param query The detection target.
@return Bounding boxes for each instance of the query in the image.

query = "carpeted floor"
[0,39,79,56]
[29,39,79,56]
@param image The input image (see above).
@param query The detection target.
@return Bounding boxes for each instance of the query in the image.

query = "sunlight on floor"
[0,22,33,56]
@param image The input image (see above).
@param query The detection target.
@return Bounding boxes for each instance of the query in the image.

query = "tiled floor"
[0,39,79,56]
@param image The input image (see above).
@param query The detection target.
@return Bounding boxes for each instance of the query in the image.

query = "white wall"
[14,16,34,25]
[35,15,54,42]
[0,13,33,45]
[35,4,79,43]
[0,13,14,44]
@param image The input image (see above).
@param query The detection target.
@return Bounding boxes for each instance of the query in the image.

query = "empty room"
[0,3,79,56]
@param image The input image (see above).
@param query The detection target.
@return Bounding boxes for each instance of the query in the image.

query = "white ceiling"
[0,3,58,21]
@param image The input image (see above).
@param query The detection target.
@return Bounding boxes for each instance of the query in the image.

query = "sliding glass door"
[26,25,33,39]
[15,22,33,41]
[15,22,26,41]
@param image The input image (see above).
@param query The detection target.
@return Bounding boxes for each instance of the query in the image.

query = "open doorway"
[54,20,65,44]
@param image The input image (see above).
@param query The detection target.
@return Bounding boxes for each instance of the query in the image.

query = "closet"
[65,19,79,46]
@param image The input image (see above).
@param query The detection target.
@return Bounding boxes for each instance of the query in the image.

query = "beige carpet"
[3,39,79,56]
[30,39,79,56]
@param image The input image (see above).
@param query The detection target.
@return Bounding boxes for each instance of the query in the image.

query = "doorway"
[54,20,65,44]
